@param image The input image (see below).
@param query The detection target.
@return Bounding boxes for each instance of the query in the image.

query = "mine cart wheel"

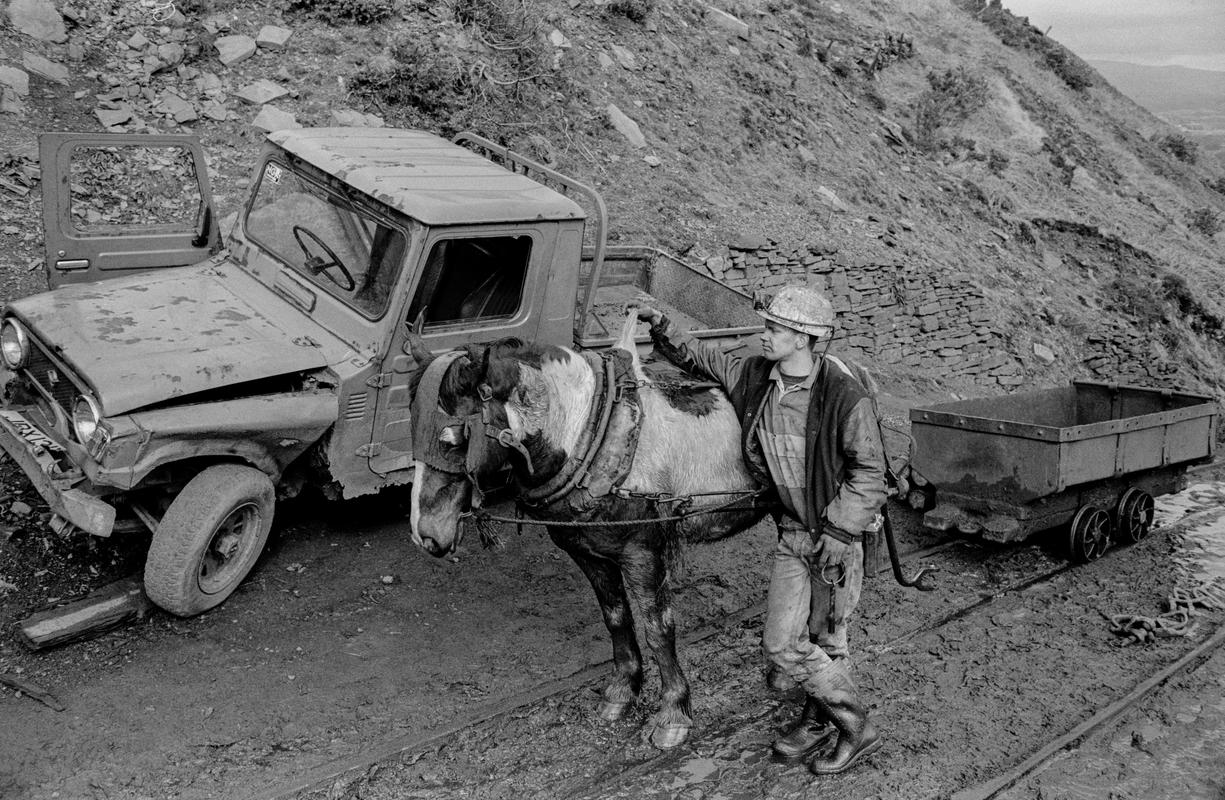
[1115,488,1156,544]
[1067,505,1112,564]
[144,464,276,617]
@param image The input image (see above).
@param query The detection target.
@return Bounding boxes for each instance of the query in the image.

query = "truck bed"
[576,246,761,351]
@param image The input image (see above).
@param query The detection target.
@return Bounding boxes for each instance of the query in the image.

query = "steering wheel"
[291,225,355,291]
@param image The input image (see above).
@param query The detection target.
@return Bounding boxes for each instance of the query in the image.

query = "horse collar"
[519,349,642,510]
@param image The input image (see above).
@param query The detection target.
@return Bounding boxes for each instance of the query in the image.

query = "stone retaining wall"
[701,240,1020,386]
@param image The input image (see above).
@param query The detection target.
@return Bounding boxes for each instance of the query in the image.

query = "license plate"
[0,409,65,454]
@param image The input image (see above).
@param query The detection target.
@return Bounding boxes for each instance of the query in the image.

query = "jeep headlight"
[0,320,29,369]
[72,395,103,445]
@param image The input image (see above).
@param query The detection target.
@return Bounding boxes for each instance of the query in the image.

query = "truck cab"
[1,128,758,617]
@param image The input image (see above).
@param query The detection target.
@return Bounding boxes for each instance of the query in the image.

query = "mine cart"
[906,381,1218,562]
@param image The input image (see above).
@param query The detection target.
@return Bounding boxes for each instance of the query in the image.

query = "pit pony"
[407,311,768,748]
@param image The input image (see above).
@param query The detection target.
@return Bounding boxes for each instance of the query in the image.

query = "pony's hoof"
[649,723,690,749]
[598,700,632,721]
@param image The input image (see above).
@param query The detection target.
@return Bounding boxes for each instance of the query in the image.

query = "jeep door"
[365,227,549,475]
[39,133,220,288]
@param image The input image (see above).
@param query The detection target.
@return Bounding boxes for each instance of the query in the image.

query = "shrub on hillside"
[913,67,989,152]
[1043,49,1094,91]
[606,0,654,22]
[961,1,1095,92]
[987,148,1010,175]
[1163,274,1225,340]
[283,0,393,24]
[349,41,469,117]
[1156,133,1199,164]
[1187,207,1222,238]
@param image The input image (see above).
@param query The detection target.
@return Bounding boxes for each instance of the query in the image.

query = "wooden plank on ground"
[0,672,65,711]
[17,575,152,651]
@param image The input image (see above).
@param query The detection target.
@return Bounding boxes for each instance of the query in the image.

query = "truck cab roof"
[269,128,587,227]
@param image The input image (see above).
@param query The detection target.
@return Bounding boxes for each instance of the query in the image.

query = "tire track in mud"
[268,493,1225,800]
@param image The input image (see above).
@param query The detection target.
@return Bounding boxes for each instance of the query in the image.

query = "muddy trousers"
[762,528,864,684]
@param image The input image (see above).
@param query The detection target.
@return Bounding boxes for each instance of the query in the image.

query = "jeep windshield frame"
[243,157,409,320]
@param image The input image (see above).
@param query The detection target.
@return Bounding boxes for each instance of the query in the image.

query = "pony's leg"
[621,541,693,749]
[549,531,644,721]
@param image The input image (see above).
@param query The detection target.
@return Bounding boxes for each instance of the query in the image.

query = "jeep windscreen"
[244,160,406,318]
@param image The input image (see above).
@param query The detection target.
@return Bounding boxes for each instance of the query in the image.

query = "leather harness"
[415,347,644,516]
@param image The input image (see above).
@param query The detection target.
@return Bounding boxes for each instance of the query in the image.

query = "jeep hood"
[9,263,343,415]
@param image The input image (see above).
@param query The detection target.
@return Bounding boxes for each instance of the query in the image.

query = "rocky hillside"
[2,0,1224,401]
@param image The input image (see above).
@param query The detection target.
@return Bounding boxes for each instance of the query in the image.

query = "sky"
[1002,0,1225,72]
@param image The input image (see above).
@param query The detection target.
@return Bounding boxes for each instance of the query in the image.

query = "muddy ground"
[3,467,1224,799]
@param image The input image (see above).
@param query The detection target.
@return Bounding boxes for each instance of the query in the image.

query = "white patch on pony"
[613,307,754,508]
[409,461,425,546]
[623,387,755,516]
[506,353,595,457]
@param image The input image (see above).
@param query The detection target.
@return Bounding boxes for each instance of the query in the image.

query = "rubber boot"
[771,697,836,764]
[804,660,882,775]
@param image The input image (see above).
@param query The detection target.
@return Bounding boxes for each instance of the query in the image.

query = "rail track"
[257,499,1225,800]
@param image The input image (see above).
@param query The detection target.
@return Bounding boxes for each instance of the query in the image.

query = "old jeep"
[0,128,759,616]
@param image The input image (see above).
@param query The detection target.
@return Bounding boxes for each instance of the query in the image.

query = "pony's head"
[407,336,574,556]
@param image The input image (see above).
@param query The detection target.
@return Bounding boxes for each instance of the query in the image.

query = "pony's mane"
[427,338,576,414]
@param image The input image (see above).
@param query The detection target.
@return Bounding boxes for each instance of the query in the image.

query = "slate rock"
[330,108,384,127]
[94,105,132,128]
[1032,342,1056,364]
[815,185,848,212]
[215,34,256,66]
[159,91,196,123]
[126,31,149,49]
[548,29,570,48]
[705,5,749,39]
[236,79,288,105]
[201,100,227,122]
[0,87,24,116]
[0,66,30,96]
[21,52,68,85]
[256,25,293,50]
[611,44,637,70]
[797,145,817,165]
[605,103,645,148]
[157,43,185,66]
[251,104,300,133]
[7,0,68,43]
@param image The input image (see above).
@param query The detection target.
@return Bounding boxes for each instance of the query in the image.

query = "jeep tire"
[144,464,276,617]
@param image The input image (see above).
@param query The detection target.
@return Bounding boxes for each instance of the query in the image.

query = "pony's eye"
[439,425,466,447]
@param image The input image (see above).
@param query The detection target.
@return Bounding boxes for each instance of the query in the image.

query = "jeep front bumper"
[0,408,116,536]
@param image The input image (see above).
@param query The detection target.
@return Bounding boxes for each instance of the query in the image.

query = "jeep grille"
[25,338,80,414]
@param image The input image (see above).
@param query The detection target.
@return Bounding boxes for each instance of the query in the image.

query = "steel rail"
[249,539,960,800]
[254,504,1225,800]
[949,621,1225,800]
[562,504,1225,800]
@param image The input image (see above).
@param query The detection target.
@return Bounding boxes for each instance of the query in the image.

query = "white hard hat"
[753,285,835,336]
